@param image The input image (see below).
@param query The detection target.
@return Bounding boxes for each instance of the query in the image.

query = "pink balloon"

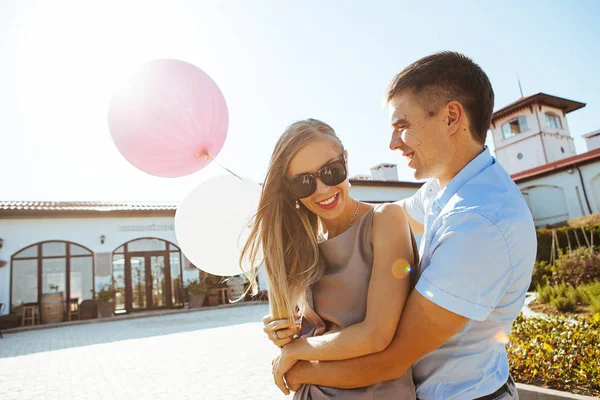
[108,59,228,178]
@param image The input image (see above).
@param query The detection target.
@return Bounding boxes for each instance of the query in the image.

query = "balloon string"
[196,151,243,180]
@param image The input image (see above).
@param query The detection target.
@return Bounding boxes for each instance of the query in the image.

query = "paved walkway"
[0,304,286,400]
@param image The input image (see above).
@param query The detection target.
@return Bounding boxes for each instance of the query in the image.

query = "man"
[264,51,536,399]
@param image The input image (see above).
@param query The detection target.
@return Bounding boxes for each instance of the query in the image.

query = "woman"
[242,119,418,398]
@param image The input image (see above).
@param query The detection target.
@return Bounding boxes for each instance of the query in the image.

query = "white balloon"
[175,175,262,277]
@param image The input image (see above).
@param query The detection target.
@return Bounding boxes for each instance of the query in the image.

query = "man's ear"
[445,100,464,136]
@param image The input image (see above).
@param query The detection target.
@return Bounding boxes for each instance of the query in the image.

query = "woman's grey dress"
[294,206,418,399]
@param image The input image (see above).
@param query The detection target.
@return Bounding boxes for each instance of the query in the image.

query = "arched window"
[545,112,562,129]
[112,238,185,313]
[11,241,94,313]
[502,116,529,139]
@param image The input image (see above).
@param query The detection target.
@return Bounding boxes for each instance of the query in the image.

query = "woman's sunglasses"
[286,155,348,199]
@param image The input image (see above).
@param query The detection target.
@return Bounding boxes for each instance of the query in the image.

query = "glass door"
[150,256,167,308]
[126,253,171,311]
[130,256,147,310]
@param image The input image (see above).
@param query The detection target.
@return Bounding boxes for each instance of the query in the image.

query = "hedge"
[536,225,600,263]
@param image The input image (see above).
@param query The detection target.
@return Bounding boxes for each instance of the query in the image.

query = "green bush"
[590,297,600,315]
[536,284,554,304]
[536,281,600,315]
[508,314,600,396]
[582,281,600,314]
[552,248,600,286]
[550,296,576,312]
[530,261,554,291]
[185,279,208,295]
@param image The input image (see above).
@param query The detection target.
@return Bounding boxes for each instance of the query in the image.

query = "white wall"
[495,135,547,175]
[578,162,600,214]
[520,184,570,226]
[349,183,423,245]
[492,104,577,175]
[0,216,178,312]
[0,215,270,314]
[538,105,570,136]
[515,161,600,227]
[541,134,577,163]
[585,135,600,152]
[350,185,420,203]
[491,109,541,150]
[370,165,398,181]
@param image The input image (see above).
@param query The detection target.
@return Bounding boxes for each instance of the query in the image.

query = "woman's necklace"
[346,200,360,230]
[318,200,361,243]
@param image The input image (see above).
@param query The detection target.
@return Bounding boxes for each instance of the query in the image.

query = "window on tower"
[545,112,562,129]
[502,116,529,139]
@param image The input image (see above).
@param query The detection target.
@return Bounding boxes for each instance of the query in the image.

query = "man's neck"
[437,144,485,188]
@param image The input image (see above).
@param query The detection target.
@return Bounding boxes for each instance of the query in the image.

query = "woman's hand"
[272,351,298,395]
[263,313,301,348]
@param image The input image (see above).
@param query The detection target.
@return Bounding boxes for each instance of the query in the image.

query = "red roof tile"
[349,179,423,188]
[492,93,585,123]
[511,148,600,182]
[0,201,178,215]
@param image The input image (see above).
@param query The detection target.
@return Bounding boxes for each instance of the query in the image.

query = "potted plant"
[95,280,117,318]
[185,280,207,308]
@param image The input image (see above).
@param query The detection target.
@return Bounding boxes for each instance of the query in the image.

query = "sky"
[1,0,599,201]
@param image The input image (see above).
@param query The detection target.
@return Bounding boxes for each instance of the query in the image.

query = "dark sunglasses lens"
[289,175,316,198]
[319,162,347,186]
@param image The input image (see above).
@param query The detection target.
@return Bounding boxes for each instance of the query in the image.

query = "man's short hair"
[386,51,494,144]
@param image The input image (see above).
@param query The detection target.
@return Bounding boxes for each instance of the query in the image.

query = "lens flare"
[392,259,411,279]
[494,330,509,344]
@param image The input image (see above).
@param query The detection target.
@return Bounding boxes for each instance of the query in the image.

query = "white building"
[583,129,600,152]
[0,202,204,318]
[490,93,585,176]
[511,149,600,227]
[489,92,600,227]
[4,92,598,319]
[0,176,424,318]
[370,163,399,181]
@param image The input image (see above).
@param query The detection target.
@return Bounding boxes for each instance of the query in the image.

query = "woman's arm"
[283,203,415,362]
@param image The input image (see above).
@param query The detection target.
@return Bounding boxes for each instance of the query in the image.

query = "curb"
[517,383,598,400]
[2,301,269,335]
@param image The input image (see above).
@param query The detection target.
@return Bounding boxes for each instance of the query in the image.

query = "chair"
[68,298,80,321]
[216,288,229,304]
[21,303,40,327]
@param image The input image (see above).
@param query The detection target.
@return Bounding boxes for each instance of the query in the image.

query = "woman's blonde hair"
[241,119,344,325]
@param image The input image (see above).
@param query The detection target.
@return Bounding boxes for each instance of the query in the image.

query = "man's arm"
[286,290,468,389]
[398,179,439,236]
[286,212,512,390]
[399,199,424,235]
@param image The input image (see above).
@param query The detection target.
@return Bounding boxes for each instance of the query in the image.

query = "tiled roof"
[492,93,585,123]
[0,201,178,212]
[583,129,600,139]
[0,181,424,217]
[511,147,600,183]
[349,179,423,188]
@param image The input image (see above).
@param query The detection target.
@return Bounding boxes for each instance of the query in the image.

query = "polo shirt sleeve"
[415,211,513,321]
[402,180,433,224]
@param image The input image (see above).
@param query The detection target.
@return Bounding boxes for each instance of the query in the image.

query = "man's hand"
[272,352,298,395]
[263,314,301,348]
